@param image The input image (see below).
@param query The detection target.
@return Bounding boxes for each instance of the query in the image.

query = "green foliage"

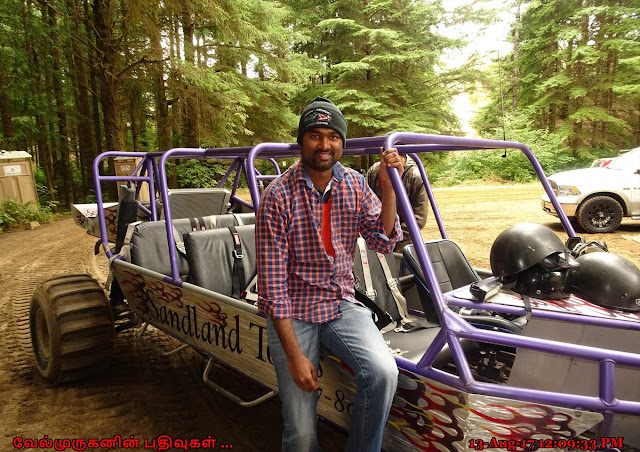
[437,110,575,186]
[478,0,640,153]
[174,160,228,189]
[8,0,639,204]
[286,0,486,137]
[160,0,315,149]
[34,166,50,203]
[0,199,57,232]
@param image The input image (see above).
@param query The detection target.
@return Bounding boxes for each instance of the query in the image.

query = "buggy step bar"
[137,322,191,356]
[203,358,278,407]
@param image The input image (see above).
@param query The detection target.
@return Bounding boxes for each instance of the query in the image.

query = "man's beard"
[302,149,338,171]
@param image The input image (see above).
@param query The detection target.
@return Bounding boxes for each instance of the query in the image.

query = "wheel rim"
[586,202,615,229]
[35,306,50,365]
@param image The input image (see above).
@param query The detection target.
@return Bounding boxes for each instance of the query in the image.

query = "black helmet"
[490,223,578,299]
[571,253,640,312]
[509,263,574,299]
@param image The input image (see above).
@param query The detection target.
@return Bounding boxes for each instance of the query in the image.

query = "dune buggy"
[30,133,640,451]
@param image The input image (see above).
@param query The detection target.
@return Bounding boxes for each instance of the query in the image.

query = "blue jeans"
[267,301,398,452]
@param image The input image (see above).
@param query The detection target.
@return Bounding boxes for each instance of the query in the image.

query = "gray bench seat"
[127,213,255,278]
[184,225,256,298]
[179,230,480,367]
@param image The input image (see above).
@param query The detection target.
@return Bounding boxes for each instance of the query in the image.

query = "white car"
[541,147,640,233]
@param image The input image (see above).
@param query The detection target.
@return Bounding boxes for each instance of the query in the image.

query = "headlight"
[557,185,580,196]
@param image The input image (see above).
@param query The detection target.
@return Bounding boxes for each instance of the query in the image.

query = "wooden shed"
[0,150,38,204]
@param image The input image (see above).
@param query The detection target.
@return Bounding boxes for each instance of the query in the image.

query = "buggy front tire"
[30,274,115,384]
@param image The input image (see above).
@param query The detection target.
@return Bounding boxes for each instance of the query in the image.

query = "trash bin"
[0,150,38,204]
[114,156,150,201]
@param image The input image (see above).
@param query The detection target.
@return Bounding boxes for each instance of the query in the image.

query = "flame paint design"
[73,210,90,229]
[387,371,465,450]
[120,270,151,316]
[324,354,355,376]
[118,270,228,328]
[119,270,182,312]
[385,369,588,451]
[196,299,228,328]
[104,206,118,240]
[501,290,640,323]
[467,402,575,440]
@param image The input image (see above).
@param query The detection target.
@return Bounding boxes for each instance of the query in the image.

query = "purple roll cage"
[91,133,640,435]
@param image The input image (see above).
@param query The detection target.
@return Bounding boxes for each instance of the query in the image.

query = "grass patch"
[0,199,58,233]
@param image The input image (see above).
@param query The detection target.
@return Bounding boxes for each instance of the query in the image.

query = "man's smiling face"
[299,128,343,172]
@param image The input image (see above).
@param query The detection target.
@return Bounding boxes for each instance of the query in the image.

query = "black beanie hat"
[297,97,347,146]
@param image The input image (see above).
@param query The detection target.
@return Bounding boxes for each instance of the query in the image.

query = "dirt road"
[1,184,638,451]
[422,184,640,270]
[0,216,322,451]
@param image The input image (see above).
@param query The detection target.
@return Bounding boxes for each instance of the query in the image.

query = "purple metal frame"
[92,133,640,434]
[244,133,640,433]
[92,147,288,280]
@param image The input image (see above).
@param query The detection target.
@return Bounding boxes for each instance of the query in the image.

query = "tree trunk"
[172,13,180,62]
[151,2,172,153]
[0,85,15,148]
[65,43,82,186]
[637,101,640,145]
[21,0,56,204]
[67,0,97,199]
[41,47,58,167]
[547,38,559,131]
[168,13,182,149]
[181,4,199,148]
[36,114,57,204]
[93,0,124,153]
[92,0,122,202]
[572,2,590,151]
[121,3,139,154]
[45,3,74,208]
[511,0,521,111]
[84,0,103,159]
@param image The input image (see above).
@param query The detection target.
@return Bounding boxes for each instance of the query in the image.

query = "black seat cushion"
[157,188,231,219]
[403,240,480,322]
[207,213,255,228]
[130,217,196,277]
[184,225,256,296]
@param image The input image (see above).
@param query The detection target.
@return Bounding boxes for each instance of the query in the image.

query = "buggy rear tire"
[30,274,115,384]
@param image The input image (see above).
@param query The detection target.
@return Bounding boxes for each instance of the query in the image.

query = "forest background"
[1,0,639,212]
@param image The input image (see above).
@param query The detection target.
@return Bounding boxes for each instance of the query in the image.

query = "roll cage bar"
[92,133,640,436]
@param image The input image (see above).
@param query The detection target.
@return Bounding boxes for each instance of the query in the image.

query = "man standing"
[367,154,428,251]
[256,97,403,451]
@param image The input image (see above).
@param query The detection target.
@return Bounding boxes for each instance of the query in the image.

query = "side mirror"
[635,169,640,175]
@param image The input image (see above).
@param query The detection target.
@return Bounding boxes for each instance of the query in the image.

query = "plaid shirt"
[256,161,402,322]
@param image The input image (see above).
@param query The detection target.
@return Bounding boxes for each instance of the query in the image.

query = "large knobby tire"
[576,196,624,234]
[30,274,115,384]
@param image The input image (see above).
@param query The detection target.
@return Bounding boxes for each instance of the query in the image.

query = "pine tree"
[501,0,640,154]
[285,0,469,138]
[159,0,313,148]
